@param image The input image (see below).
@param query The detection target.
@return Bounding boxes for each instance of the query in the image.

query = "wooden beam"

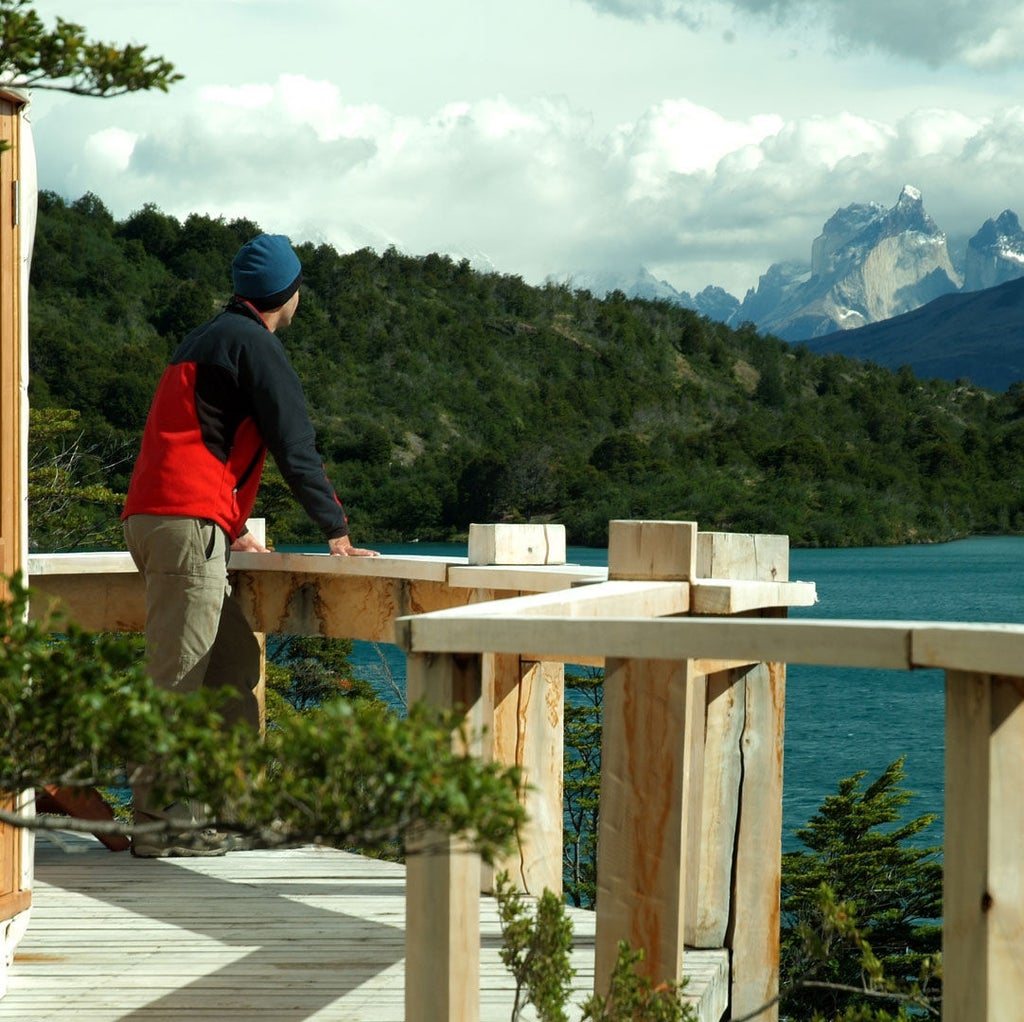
[691,579,816,615]
[398,615,911,669]
[447,562,604,592]
[398,579,690,626]
[914,626,1024,677]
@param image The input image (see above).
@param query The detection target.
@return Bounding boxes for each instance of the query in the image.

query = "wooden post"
[691,531,789,1022]
[944,671,1024,1022]
[594,521,699,990]
[595,655,698,989]
[469,524,566,897]
[405,650,484,1022]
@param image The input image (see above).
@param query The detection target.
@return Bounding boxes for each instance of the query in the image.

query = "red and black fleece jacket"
[122,300,348,543]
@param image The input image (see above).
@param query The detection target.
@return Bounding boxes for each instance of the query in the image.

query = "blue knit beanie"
[231,234,303,311]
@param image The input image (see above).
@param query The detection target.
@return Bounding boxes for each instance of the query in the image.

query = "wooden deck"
[0,833,729,1022]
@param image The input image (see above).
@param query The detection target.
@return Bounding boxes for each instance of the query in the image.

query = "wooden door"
[0,91,31,924]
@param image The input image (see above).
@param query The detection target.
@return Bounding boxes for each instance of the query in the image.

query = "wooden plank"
[696,532,789,582]
[690,579,816,615]
[399,579,689,626]
[468,523,566,565]
[728,659,786,1022]
[484,655,564,896]
[27,551,137,576]
[231,549,460,582]
[687,667,744,947]
[447,562,604,592]
[595,657,693,990]
[28,550,463,582]
[944,671,1024,1022]
[607,520,698,581]
[0,834,731,1022]
[405,651,484,1022]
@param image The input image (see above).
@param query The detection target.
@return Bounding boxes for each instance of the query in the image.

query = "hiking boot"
[131,801,234,858]
[130,828,231,858]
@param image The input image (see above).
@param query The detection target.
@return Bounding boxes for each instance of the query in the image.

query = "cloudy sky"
[22,0,1024,297]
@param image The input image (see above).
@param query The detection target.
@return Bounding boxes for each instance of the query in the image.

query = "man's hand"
[329,535,380,557]
[231,532,270,553]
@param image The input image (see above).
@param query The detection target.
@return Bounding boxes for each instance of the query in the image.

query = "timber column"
[595,520,700,991]
[593,521,790,1022]
[469,523,567,897]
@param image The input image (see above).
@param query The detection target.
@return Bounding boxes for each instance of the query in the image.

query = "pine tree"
[779,757,942,1020]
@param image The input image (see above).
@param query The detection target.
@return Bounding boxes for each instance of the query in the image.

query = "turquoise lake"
[284,535,1024,849]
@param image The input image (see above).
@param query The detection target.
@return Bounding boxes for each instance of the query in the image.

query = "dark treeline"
[27,190,1024,551]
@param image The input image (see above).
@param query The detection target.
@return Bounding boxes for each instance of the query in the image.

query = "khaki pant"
[123,514,260,819]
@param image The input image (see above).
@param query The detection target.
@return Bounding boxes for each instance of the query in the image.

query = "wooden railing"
[25,518,1024,1022]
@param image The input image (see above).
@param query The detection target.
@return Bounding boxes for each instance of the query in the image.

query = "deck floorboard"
[1,833,728,1022]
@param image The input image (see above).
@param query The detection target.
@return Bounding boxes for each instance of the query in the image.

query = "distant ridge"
[564,190,1024,386]
[800,275,1024,391]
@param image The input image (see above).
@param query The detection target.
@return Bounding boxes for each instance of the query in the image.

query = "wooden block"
[607,520,697,581]
[696,532,789,582]
[468,524,566,566]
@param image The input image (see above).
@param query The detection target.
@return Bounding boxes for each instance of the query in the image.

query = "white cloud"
[21,0,1024,301]
[82,127,137,174]
[28,75,1024,297]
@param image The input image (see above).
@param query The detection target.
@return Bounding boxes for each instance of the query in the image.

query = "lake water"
[284,536,1024,849]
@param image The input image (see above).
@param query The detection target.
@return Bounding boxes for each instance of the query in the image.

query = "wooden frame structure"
[16,518,1024,1020]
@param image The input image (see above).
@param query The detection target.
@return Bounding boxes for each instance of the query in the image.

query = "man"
[122,233,378,857]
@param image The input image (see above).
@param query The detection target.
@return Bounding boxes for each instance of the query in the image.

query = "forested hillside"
[27,191,1024,550]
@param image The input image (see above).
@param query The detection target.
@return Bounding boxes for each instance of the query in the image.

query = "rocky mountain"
[556,267,741,321]
[802,275,1024,392]
[564,188,1024,386]
[736,186,962,341]
[561,266,684,304]
[963,210,1024,292]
